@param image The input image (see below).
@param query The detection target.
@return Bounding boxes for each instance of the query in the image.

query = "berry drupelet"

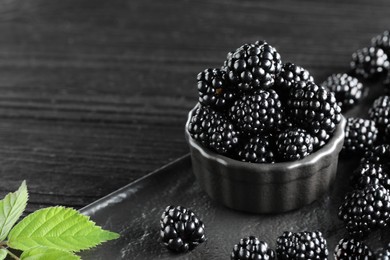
[350,47,389,79]
[276,231,328,260]
[372,31,390,55]
[231,236,275,260]
[229,89,284,135]
[369,96,390,131]
[274,62,314,101]
[351,163,390,190]
[160,206,206,253]
[362,144,390,165]
[287,81,342,148]
[197,68,235,110]
[343,117,378,154]
[334,238,374,260]
[237,135,275,163]
[225,41,282,91]
[276,128,314,162]
[338,184,390,238]
[188,105,239,155]
[320,73,363,110]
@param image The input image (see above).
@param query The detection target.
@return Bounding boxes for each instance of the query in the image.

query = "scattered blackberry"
[321,73,363,110]
[287,81,342,148]
[276,128,314,162]
[276,231,328,260]
[362,144,390,165]
[274,62,314,101]
[338,184,390,238]
[197,68,235,110]
[160,205,206,253]
[350,47,389,79]
[376,243,390,260]
[372,31,390,55]
[229,89,284,134]
[231,236,275,260]
[334,238,374,260]
[237,135,275,163]
[188,105,239,155]
[369,96,390,131]
[351,163,390,190]
[343,117,378,154]
[225,41,282,91]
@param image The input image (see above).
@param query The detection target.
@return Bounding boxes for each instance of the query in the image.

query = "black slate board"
[79,154,390,259]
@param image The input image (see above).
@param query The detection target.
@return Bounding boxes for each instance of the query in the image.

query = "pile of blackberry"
[188,40,342,162]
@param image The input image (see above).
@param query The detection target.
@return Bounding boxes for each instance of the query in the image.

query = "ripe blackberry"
[338,184,390,238]
[350,47,389,79]
[225,41,282,91]
[160,205,206,253]
[372,31,390,55]
[376,243,390,259]
[343,117,378,154]
[334,238,374,260]
[237,135,275,163]
[351,163,390,190]
[188,105,239,155]
[287,81,342,148]
[231,236,275,260]
[320,73,363,110]
[197,68,235,110]
[229,89,284,134]
[276,231,328,260]
[362,144,390,165]
[276,128,314,162]
[274,62,314,101]
[383,71,390,94]
[386,124,390,142]
[369,96,390,131]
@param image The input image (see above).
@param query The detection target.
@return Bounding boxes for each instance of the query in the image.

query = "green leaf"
[0,249,7,260]
[0,180,28,240]
[21,247,80,260]
[8,206,119,252]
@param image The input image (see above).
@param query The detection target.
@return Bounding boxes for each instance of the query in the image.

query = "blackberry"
[237,135,275,163]
[334,238,374,260]
[320,73,364,110]
[197,68,235,110]
[350,47,389,79]
[160,205,206,253]
[231,236,275,260]
[229,89,284,134]
[372,31,390,55]
[369,96,390,131]
[274,62,314,101]
[287,81,342,148]
[386,124,390,142]
[383,71,390,94]
[376,243,390,259]
[362,144,390,165]
[276,231,328,260]
[351,163,390,190]
[188,105,239,155]
[338,184,390,238]
[276,128,314,162]
[343,117,378,154]
[225,41,282,91]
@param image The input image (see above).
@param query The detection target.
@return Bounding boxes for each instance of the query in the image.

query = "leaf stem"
[3,248,19,260]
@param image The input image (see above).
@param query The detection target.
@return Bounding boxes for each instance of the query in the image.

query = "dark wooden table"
[0,0,389,213]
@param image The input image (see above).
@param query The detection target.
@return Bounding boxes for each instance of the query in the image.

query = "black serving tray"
[79,154,390,259]
[79,82,389,259]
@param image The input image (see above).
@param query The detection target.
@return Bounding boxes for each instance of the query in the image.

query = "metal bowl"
[185,104,346,214]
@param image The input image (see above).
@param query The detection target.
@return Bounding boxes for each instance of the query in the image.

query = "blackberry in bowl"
[185,41,345,213]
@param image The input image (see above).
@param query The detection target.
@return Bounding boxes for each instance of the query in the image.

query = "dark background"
[0,0,388,213]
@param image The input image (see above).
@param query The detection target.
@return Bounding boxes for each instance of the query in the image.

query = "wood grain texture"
[0,0,388,212]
